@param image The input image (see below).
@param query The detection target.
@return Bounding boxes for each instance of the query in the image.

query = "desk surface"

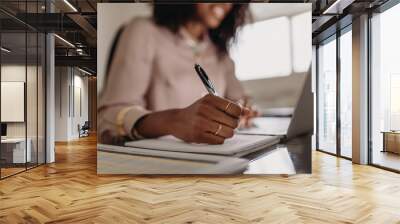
[97,135,311,175]
[244,135,311,174]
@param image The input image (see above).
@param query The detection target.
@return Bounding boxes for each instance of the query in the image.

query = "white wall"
[55,67,69,141]
[55,67,89,141]
[1,64,46,164]
[1,65,36,137]
[72,74,89,138]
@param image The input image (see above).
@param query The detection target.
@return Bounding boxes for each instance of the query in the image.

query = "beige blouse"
[98,17,245,144]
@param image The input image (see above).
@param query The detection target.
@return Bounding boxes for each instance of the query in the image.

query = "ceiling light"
[323,0,354,15]
[77,67,93,76]
[1,47,11,53]
[54,34,75,48]
[63,0,78,12]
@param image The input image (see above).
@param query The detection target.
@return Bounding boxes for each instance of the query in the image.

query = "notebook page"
[125,134,280,156]
[237,117,291,136]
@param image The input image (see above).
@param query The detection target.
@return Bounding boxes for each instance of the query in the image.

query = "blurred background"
[97,3,312,112]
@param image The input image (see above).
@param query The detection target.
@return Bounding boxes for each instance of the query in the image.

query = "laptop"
[238,70,314,140]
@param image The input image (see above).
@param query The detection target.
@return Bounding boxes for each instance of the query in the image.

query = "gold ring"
[225,102,232,113]
[214,124,222,136]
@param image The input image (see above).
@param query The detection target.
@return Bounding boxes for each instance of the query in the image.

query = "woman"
[99,3,255,145]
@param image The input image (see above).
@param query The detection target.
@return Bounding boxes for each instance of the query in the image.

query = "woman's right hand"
[170,94,247,144]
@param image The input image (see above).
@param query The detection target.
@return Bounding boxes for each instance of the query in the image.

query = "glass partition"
[0,1,46,179]
[1,30,28,177]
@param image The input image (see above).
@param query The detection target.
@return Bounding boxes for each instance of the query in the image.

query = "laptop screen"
[286,70,314,139]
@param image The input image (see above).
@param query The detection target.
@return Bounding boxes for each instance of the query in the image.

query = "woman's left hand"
[238,96,259,129]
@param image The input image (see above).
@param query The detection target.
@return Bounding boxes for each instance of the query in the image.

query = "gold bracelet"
[116,106,136,136]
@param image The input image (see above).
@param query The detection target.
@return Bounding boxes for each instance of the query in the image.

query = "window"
[339,29,352,158]
[230,11,311,80]
[390,74,400,130]
[317,37,337,154]
[370,2,400,171]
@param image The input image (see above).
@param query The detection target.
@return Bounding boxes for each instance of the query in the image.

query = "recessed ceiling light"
[63,0,78,12]
[54,34,75,48]
[322,0,354,15]
[77,67,93,76]
[1,47,11,53]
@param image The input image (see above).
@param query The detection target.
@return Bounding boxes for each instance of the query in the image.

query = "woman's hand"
[135,94,248,144]
[171,94,248,144]
[238,96,260,129]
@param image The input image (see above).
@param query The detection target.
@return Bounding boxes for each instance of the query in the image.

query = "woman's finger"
[199,132,225,145]
[198,105,239,128]
[203,94,242,118]
[199,119,234,139]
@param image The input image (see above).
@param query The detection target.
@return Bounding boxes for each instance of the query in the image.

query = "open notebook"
[237,117,291,136]
[125,134,280,157]
[98,144,249,174]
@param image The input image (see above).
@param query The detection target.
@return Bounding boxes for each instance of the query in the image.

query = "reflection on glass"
[371,3,400,171]
[318,38,337,154]
[1,31,28,177]
[340,30,352,158]
[0,1,46,179]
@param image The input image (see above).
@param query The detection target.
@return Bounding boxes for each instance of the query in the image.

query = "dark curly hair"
[153,3,250,58]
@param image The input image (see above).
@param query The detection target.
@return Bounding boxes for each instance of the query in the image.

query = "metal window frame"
[315,22,353,161]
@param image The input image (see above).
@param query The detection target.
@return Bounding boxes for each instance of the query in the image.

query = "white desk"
[97,135,311,175]
[1,138,32,163]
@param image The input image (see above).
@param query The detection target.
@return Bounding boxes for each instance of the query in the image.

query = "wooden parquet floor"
[1,135,400,224]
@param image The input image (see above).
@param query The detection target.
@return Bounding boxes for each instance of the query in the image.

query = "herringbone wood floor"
[1,135,400,224]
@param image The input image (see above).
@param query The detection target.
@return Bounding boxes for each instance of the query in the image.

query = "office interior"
[0,0,400,222]
[0,0,97,179]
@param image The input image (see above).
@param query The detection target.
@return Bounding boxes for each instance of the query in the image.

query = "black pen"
[194,64,218,96]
